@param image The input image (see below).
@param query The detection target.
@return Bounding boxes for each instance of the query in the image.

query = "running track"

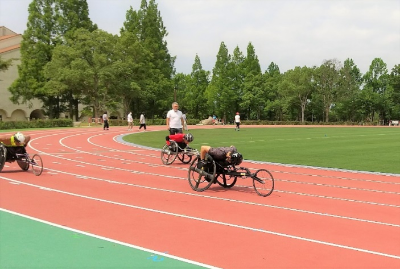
[1,126,399,268]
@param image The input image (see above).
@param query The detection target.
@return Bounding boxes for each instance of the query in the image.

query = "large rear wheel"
[17,155,30,171]
[188,157,216,192]
[160,141,178,165]
[177,152,192,164]
[253,169,274,197]
[215,166,237,188]
[0,145,6,172]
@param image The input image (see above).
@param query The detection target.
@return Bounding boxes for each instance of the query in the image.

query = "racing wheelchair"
[0,144,43,176]
[160,140,199,165]
[188,155,274,197]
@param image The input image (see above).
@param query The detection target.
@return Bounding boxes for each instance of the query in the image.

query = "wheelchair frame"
[188,155,274,197]
[160,140,199,165]
[0,145,44,176]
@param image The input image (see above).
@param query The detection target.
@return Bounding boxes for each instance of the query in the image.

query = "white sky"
[1,0,399,75]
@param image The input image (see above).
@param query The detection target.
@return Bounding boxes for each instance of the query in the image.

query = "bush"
[0,119,73,130]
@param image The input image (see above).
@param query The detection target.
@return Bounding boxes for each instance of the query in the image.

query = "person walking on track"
[139,112,147,131]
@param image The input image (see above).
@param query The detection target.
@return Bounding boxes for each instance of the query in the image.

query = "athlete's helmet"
[230,152,243,165]
[14,132,26,143]
[184,133,194,142]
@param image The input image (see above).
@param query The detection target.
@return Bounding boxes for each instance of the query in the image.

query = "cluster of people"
[126,112,147,131]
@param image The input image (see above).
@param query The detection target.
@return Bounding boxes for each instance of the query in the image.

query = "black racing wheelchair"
[188,155,274,197]
[0,144,43,176]
[160,140,199,165]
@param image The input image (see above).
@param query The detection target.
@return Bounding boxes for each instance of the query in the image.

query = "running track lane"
[0,126,399,268]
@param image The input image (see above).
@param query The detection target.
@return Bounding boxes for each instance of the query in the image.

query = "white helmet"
[14,132,26,143]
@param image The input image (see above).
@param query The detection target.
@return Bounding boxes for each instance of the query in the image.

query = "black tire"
[17,157,30,171]
[31,154,43,176]
[215,166,237,188]
[253,169,274,197]
[0,145,6,172]
[188,157,216,192]
[160,141,178,165]
[177,152,192,164]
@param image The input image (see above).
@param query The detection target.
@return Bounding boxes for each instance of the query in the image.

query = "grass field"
[124,127,400,174]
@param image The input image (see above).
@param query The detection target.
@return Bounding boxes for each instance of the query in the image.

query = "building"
[0,26,44,121]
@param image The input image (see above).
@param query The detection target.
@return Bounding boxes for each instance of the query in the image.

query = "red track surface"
[1,126,399,268]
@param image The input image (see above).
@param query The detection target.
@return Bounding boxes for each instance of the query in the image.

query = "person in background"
[182,111,188,131]
[139,112,147,131]
[234,112,241,131]
[103,112,109,130]
[166,102,185,135]
[127,112,133,131]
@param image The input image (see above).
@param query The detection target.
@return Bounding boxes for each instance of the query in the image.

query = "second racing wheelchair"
[188,154,274,197]
[160,133,199,165]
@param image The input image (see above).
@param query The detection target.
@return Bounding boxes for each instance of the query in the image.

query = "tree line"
[6,0,400,124]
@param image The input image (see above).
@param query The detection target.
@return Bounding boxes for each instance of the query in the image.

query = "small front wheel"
[31,154,43,176]
[188,157,216,192]
[253,169,274,197]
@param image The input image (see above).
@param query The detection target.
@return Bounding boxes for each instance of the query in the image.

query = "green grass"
[123,127,400,174]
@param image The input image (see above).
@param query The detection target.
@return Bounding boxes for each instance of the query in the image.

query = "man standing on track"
[139,112,147,131]
[166,102,185,135]
[103,112,109,130]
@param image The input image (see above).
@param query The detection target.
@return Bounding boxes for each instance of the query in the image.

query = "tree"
[113,30,152,117]
[241,42,263,119]
[45,29,118,119]
[185,54,209,119]
[278,66,314,122]
[122,0,175,118]
[207,42,234,121]
[9,0,95,118]
[334,58,363,122]
[363,58,392,123]
[262,62,283,120]
[0,56,13,74]
[314,59,341,122]
[389,64,400,119]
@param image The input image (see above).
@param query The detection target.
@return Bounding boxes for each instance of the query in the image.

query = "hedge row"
[0,118,379,130]
[0,119,73,130]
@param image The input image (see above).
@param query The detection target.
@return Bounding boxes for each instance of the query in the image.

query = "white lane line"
[0,208,220,269]
[2,170,398,228]
[1,178,399,260]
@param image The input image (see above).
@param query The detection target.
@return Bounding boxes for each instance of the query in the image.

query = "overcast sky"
[1,0,399,75]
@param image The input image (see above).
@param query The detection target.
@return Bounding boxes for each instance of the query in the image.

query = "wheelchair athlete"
[165,133,194,152]
[199,145,243,167]
[0,132,31,163]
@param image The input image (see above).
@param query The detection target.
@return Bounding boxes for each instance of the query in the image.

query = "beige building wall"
[0,26,44,122]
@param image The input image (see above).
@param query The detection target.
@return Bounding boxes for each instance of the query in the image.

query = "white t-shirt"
[167,109,183,128]
[235,115,240,123]
[140,114,145,124]
[127,113,133,122]
[103,113,108,121]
